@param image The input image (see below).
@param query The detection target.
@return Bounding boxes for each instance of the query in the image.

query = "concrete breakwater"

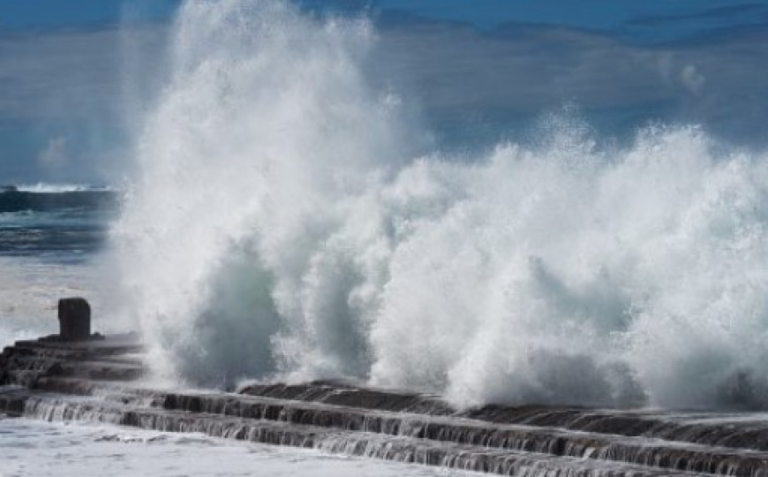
[5,333,768,476]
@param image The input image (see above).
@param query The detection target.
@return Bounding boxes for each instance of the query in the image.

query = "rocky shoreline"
[4,305,768,476]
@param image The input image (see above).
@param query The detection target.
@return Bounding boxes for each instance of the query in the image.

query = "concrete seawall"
[4,334,768,476]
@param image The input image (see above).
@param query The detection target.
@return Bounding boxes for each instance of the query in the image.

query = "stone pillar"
[58,297,91,341]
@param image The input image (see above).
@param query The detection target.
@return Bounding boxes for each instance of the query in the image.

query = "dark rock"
[58,297,91,341]
[8,321,768,477]
[0,333,144,387]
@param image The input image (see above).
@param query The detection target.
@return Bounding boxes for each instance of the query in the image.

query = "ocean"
[0,185,118,341]
[0,186,471,476]
[0,419,471,477]
[4,0,768,474]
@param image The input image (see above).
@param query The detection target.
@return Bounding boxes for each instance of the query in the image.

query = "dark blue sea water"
[0,185,117,340]
[0,186,116,260]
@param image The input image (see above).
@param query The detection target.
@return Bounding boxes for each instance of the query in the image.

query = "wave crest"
[112,0,768,410]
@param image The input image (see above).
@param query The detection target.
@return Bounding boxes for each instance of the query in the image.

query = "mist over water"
[112,0,768,410]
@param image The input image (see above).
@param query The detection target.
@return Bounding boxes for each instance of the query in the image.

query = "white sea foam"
[0,419,467,477]
[14,183,111,193]
[112,0,768,410]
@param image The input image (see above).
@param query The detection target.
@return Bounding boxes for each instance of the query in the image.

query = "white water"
[0,256,116,343]
[14,183,111,193]
[112,0,768,410]
[0,418,471,477]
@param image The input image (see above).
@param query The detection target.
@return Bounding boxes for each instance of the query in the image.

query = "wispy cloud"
[0,25,167,121]
[626,3,768,27]
[371,17,768,144]
[0,24,169,181]
[1,7,768,181]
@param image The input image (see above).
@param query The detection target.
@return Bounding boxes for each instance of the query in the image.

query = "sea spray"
[112,0,768,410]
[111,0,415,387]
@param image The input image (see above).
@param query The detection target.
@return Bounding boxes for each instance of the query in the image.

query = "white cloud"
[2,15,768,181]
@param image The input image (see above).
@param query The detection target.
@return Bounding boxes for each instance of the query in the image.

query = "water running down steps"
[4,335,768,476]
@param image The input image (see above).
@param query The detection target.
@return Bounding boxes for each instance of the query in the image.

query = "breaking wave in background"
[112,0,768,410]
[12,184,112,194]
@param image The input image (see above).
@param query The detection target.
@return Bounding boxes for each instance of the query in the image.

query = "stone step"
[242,382,768,453]
[24,378,768,477]
[7,334,768,477]
[0,389,698,477]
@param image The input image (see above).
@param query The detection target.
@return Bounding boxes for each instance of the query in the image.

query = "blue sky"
[2,1,764,40]
[0,0,177,30]
[1,0,768,182]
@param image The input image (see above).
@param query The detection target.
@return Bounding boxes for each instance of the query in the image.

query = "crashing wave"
[112,0,768,410]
